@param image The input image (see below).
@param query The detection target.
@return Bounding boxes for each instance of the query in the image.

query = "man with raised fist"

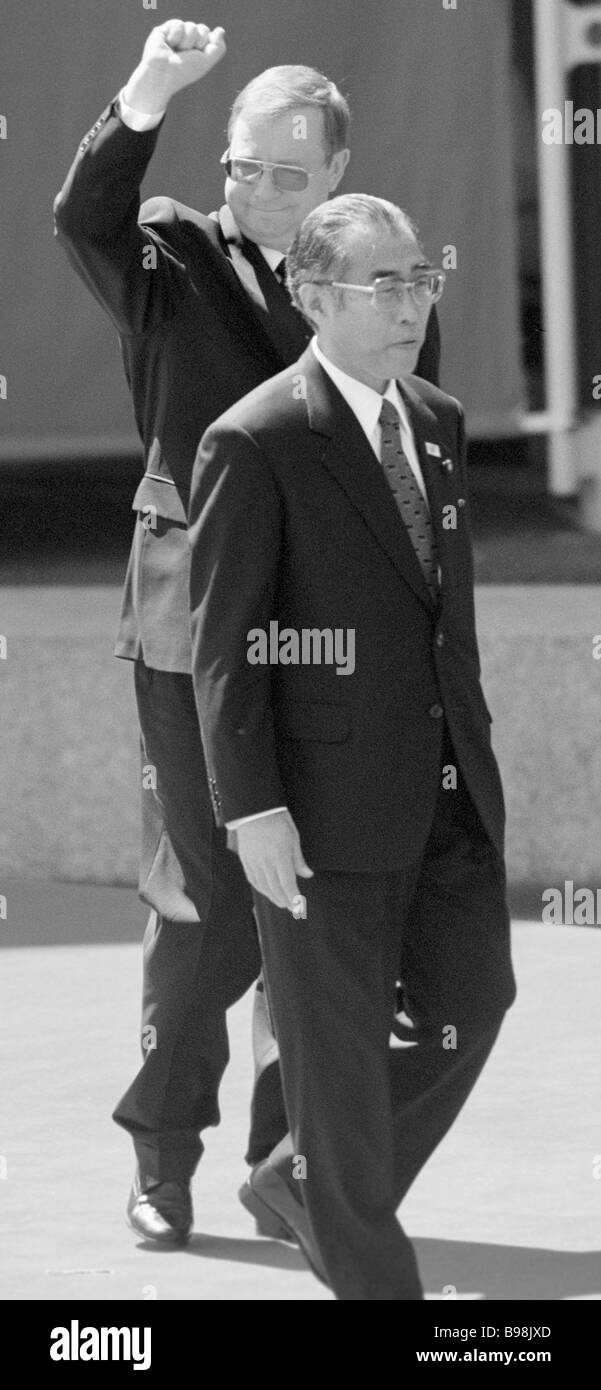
[54,19,441,1247]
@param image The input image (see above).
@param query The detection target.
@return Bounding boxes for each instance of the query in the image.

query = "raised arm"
[53,20,226,334]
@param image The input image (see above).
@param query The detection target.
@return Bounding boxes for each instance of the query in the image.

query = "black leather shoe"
[239,1161,329,1286]
[238,1178,297,1242]
[126,1170,193,1244]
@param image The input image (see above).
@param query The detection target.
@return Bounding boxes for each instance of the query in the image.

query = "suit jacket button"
[429,703,444,719]
[435,632,444,648]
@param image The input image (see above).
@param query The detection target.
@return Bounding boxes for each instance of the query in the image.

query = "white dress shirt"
[311,336,428,498]
[118,91,167,131]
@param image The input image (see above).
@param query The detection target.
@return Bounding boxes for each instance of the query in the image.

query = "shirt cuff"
[226,807,287,830]
[117,89,166,131]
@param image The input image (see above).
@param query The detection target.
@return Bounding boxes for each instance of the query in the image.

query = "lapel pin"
[441,457,453,473]
[425,441,441,457]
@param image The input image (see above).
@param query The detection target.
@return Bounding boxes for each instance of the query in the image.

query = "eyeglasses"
[311,271,446,310]
[220,150,326,192]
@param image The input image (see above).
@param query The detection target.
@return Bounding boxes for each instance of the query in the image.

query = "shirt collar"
[258,243,286,272]
[311,336,408,438]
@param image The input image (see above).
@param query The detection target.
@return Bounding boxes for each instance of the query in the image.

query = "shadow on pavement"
[134,1231,311,1276]
[130,1231,601,1298]
[413,1237,601,1301]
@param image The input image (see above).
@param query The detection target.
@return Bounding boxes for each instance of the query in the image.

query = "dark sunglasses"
[220,150,325,192]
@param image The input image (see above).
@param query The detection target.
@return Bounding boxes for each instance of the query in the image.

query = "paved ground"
[1,884,600,1301]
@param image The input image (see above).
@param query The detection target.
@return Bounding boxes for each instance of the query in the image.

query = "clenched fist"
[142,21,226,90]
[123,20,226,115]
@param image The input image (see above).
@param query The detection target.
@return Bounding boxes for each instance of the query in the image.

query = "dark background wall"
[0,0,524,461]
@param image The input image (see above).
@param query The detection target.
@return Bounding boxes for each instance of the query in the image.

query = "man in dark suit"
[53,20,441,1245]
[188,193,517,1299]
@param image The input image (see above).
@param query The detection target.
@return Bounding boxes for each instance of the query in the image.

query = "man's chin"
[386,344,421,377]
[235,209,293,246]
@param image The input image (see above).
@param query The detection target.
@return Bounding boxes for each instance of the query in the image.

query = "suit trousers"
[112,662,288,1179]
[254,735,517,1299]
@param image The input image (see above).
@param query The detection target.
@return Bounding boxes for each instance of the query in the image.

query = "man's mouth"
[248,205,290,215]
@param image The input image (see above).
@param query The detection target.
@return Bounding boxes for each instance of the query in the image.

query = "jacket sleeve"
[188,423,287,825]
[415,304,441,387]
[53,97,188,336]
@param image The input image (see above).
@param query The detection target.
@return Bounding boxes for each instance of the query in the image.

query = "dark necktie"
[240,240,311,357]
[274,256,287,286]
[378,397,440,600]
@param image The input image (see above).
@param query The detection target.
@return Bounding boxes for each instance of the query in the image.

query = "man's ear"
[328,147,350,191]
[297,281,326,326]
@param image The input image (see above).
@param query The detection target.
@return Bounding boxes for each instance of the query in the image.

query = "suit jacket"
[188,346,505,871]
[53,98,441,673]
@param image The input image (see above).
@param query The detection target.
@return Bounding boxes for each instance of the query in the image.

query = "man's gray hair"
[286,194,421,323]
[228,66,350,163]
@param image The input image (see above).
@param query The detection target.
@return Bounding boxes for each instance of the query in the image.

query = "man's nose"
[392,288,420,322]
[252,167,282,198]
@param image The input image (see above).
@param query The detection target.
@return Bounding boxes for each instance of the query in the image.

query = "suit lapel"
[303,352,436,611]
[210,207,311,366]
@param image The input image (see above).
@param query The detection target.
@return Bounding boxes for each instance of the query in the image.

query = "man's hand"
[234,810,314,915]
[123,21,226,115]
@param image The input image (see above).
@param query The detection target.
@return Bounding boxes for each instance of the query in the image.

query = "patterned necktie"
[378,397,440,600]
